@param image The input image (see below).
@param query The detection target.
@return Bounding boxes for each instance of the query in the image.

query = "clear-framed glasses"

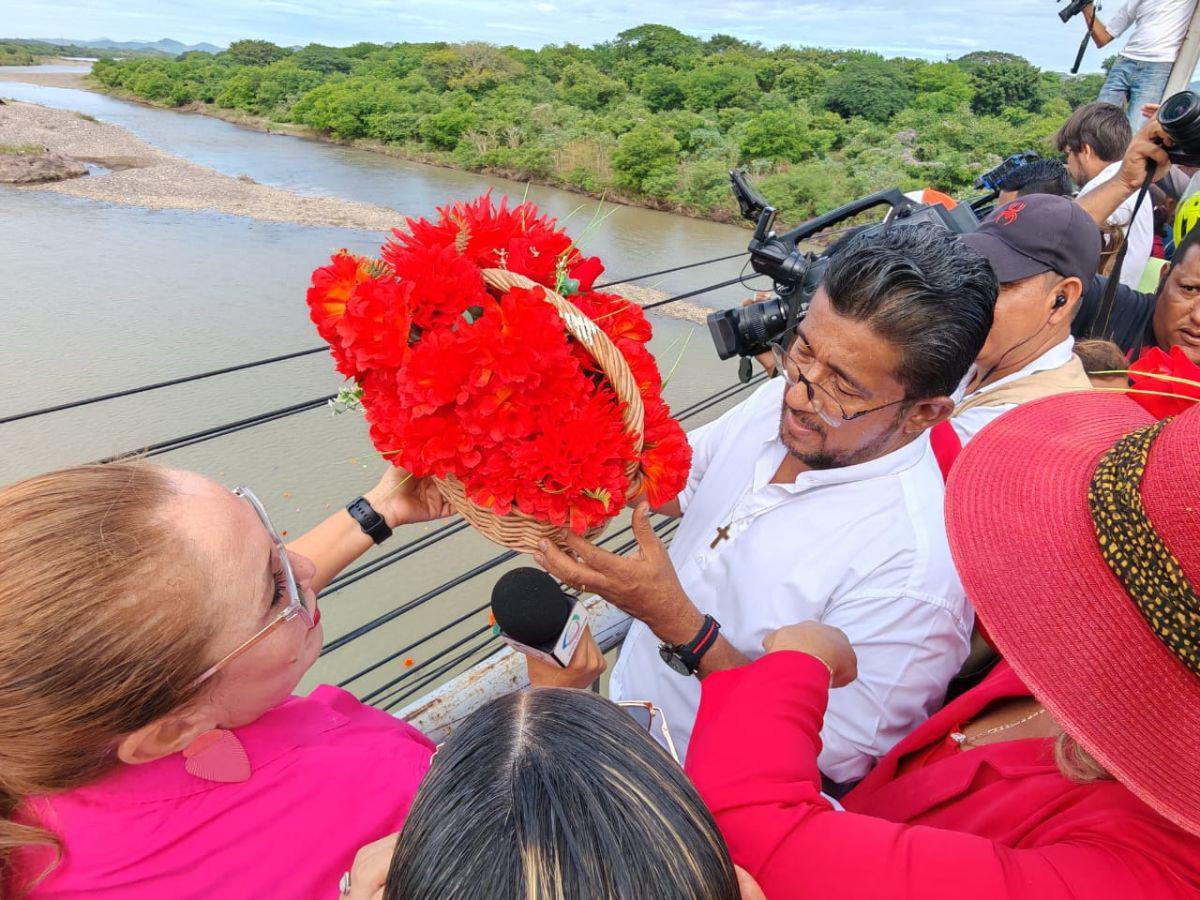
[190,486,315,687]
[618,700,680,764]
[769,336,908,429]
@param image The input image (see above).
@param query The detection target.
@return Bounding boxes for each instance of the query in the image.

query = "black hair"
[820,223,997,398]
[1054,102,1131,163]
[385,689,740,900]
[997,158,1072,197]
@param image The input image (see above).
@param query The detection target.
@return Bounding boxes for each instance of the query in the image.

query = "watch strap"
[662,614,721,676]
[346,496,393,544]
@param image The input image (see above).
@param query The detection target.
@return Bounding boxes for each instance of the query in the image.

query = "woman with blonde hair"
[687,391,1200,898]
[0,461,451,897]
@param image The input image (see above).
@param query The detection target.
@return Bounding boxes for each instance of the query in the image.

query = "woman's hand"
[342,832,397,900]
[763,622,857,688]
[525,626,606,688]
[364,464,454,528]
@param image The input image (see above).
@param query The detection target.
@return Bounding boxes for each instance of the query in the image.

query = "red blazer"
[686,652,1200,899]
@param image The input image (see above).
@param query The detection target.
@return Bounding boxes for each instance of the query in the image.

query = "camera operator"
[1058,102,1154,288]
[534,225,997,786]
[1081,0,1198,126]
[951,195,1101,444]
[1072,113,1200,363]
[996,158,1073,204]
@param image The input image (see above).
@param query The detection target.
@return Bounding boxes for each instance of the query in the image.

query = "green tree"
[634,64,686,110]
[970,60,1043,116]
[559,61,625,110]
[739,107,837,163]
[291,44,352,75]
[612,122,680,195]
[683,63,760,111]
[224,39,290,67]
[422,42,523,93]
[823,57,910,123]
[610,24,700,68]
[419,106,477,149]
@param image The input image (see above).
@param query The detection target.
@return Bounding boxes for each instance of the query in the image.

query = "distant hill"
[24,37,224,55]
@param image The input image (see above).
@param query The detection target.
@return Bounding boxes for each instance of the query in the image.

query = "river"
[0,65,763,701]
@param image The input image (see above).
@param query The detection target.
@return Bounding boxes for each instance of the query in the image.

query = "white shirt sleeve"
[816,591,971,784]
[677,382,770,513]
[1106,0,1141,38]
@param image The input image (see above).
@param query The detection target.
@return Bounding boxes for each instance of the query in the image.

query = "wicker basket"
[431,268,646,554]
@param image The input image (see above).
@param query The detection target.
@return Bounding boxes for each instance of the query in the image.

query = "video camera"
[707,171,980,369]
[1156,90,1200,166]
[1057,0,1091,23]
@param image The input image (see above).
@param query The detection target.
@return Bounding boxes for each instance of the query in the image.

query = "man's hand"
[1112,115,1173,192]
[525,626,606,688]
[533,503,704,645]
[764,622,858,688]
[343,832,397,900]
[364,464,454,528]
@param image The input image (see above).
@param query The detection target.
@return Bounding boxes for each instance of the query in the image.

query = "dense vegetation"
[91,28,1106,223]
[0,39,162,66]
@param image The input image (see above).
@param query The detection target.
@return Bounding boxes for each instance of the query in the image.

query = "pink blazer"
[687,652,1200,899]
[8,686,434,899]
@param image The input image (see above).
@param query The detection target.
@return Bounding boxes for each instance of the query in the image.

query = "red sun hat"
[945,390,1200,836]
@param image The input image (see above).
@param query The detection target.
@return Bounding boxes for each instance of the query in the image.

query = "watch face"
[659,645,693,676]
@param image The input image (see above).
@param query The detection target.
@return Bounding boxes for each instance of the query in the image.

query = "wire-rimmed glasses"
[190,486,315,687]
[618,700,680,763]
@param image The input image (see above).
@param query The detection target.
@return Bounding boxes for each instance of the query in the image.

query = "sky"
[7,0,1120,73]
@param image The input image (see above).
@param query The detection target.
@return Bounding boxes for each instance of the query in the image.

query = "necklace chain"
[949,706,1046,748]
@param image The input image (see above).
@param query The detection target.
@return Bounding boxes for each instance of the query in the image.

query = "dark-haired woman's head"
[386,688,739,900]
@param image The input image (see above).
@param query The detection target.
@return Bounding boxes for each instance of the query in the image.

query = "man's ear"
[1158,262,1173,294]
[1049,276,1084,325]
[115,705,218,766]
[903,396,955,435]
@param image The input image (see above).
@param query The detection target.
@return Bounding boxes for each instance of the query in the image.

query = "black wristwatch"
[346,496,393,544]
[659,615,721,677]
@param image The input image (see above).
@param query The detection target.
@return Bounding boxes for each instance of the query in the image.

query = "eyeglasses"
[190,486,315,687]
[770,335,908,428]
[618,700,680,764]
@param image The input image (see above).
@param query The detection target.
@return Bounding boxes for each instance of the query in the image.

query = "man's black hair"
[1054,102,1131,163]
[821,224,998,399]
[997,158,1072,197]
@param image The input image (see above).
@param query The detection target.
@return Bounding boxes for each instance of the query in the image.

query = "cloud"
[3,0,1126,72]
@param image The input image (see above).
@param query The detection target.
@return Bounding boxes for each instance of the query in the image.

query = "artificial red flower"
[637,395,692,508]
[336,277,413,373]
[306,250,377,378]
[1127,345,1200,418]
[568,256,604,293]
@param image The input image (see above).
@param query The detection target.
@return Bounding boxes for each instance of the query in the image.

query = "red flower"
[336,277,413,373]
[637,396,692,509]
[569,256,605,292]
[1128,345,1200,418]
[306,251,375,378]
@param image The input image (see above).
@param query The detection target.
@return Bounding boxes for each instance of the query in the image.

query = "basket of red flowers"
[306,194,691,553]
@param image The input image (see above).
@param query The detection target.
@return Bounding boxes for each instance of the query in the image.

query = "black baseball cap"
[963,193,1102,286]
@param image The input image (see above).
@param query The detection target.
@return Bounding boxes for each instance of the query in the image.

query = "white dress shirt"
[1107,0,1198,62]
[608,378,971,783]
[1078,160,1153,289]
[950,336,1077,445]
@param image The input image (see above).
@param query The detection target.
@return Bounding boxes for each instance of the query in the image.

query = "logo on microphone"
[560,612,584,650]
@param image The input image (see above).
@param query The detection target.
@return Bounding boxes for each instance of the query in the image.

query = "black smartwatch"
[346,496,393,544]
[658,614,721,677]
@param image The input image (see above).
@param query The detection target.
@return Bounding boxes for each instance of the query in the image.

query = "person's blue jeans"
[1098,55,1174,127]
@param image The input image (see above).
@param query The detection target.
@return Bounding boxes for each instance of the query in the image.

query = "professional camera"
[974,151,1042,194]
[1057,0,1091,22]
[1155,90,1200,166]
[707,171,980,366]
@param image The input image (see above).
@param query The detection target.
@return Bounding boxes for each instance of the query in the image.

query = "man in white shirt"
[953,194,1101,444]
[1083,0,1197,126]
[533,225,998,784]
[1058,101,1152,288]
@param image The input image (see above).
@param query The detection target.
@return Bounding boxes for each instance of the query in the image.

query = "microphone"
[491,567,589,668]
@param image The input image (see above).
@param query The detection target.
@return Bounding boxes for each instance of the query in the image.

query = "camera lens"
[1159,91,1200,150]
[738,296,788,352]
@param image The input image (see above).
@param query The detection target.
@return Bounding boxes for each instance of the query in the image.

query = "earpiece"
[1052,294,1068,310]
